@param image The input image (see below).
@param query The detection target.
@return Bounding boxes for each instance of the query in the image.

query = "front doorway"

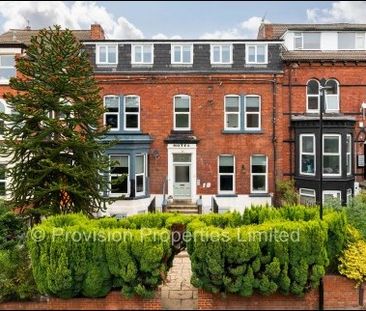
[173,154,191,199]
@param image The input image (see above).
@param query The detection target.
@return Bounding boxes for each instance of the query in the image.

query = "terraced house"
[1,22,366,215]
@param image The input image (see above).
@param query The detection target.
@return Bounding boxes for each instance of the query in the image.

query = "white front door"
[174,164,191,198]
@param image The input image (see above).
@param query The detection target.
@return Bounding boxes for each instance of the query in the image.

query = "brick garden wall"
[0,290,161,310]
[197,275,365,310]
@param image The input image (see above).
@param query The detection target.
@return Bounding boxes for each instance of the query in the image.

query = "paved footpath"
[160,251,198,310]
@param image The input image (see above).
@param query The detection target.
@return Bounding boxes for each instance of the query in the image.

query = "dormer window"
[171,44,193,64]
[211,44,232,64]
[96,45,118,65]
[294,32,321,50]
[246,44,268,64]
[338,32,365,50]
[0,55,16,83]
[132,44,153,64]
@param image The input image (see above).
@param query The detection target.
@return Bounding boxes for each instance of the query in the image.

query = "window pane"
[303,32,320,49]
[219,156,234,173]
[175,114,189,128]
[136,155,144,174]
[300,194,316,206]
[183,46,191,63]
[134,46,142,62]
[307,80,319,94]
[346,135,352,153]
[105,96,119,112]
[246,97,259,112]
[324,137,339,153]
[99,46,106,62]
[173,154,191,162]
[326,96,339,110]
[143,46,152,63]
[175,96,189,112]
[220,175,233,191]
[111,156,128,170]
[213,46,220,62]
[222,45,230,63]
[246,114,259,128]
[257,45,265,62]
[252,175,265,191]
[338,32,355,49]
[252,155,266,166]
[325,80,338,94]
[356,34,365,49]
[225,96,239,112]
[295,37,302,49]
[175,166,190,182]
[227,114,239,128]
[125,97,139,112]
[0,68,16,80]
[174,46,181,62]
[300,188,315,196]
[126,114,138,128]
[323,155,340,174]
[301,155,315,174]
[111,176,128,193]
[308,96,319,110]
[108,46,116,63]
[302,136,314,153]
[136,175,144,193]
[0,55,15,67]
[248,46,256,62]
[106,114,118,128]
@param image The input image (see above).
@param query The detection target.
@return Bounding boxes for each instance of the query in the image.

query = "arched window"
[306,79,320,112]
[325,79,339,112]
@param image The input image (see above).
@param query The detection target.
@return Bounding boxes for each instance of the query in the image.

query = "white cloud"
[307,1,366,23]
[0,1,144,39]
[152,33,182,40]
[200,16,269,39]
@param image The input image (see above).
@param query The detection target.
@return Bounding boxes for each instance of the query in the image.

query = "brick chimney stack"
[90,23,105,40]
[257,23,274,39]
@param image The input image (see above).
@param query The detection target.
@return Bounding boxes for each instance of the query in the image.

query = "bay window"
[299,188,316,206]
[224,95,240,130]
[124,95,140,130]
[174,95,190,130]
[346,134,352,176]
[218,155,235,194]
[322,190,341,204]
[135,154,146,196]
[251,155,267,193]
[300,134,315,175]
[104,95,119,130]
[323,134,341,176]
[110,155,129,196]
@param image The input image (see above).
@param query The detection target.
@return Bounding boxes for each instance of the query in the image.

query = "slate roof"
[0,29,91,45]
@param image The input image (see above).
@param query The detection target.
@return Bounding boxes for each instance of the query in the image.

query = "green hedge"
[28,214,172,298]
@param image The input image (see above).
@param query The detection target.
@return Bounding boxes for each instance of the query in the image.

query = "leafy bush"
[276,179,299,206]
[28,215,173,298]
[345,193,366,239]
[338,240,366,286]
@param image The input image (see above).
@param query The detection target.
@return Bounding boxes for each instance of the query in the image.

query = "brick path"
[160,251,198,310]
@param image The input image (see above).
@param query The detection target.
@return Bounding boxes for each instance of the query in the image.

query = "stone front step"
[167,208,199,214]
[168,204,198,209]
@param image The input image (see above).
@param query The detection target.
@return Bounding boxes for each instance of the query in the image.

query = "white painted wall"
[283,32,294,50]
[321,32,338,50]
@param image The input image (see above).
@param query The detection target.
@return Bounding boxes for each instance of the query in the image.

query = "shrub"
[345,193,366,239]
[28,216,172,299]
[338,240,366,286]
[276,179,299,206]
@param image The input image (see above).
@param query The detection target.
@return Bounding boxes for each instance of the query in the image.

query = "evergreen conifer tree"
[0,25,112,217]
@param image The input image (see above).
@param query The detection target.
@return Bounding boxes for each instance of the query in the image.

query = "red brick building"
[259,23,366,205]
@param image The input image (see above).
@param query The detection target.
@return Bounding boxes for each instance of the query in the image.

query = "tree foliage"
[0,25,111,216]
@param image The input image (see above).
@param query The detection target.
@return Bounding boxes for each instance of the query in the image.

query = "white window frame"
[173,94,191,131]
[325,79,339,113]
[218,155,235,195]
[0,98,10,139]
[224,94,240,131]
[104,95,120,131]
[299,188,316,206]
[171,44,193,64]
[322,190,342,204]
[109,154,130,197]
[124,95,140,131]
[294,32,303,50]
[131,44,154,65]
[337,32,366,50]
[96,44,118,65]
[300,134,316,176]
[323,134,342,177]
[245,44,268,64]
[210,44,233,64]
[135,154,146,196]
[294,32,321,50]
[0,55,16,84]
[306,79,320,113]
[244,95,261,131]
[250,155,268,194]
[346,134,352,176]
[347,188,353,205]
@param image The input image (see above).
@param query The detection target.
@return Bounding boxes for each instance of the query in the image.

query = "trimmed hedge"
[27,206,347,299]
[28,214,172,298]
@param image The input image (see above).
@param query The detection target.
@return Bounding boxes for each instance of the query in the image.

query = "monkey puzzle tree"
[0,25,112,217]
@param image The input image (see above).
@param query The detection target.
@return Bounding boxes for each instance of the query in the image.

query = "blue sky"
[0,1,364,39]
